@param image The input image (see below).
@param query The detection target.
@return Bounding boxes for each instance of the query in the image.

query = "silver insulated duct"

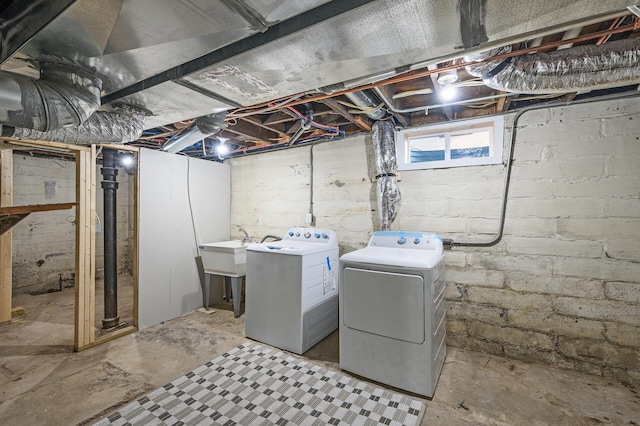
[0,64,101,131]
[465,38,640,94]
[372,120,400,231]
[0,64,145,144]
[345,90,386,120]
[163,112,227,153]
[2,107,146,144]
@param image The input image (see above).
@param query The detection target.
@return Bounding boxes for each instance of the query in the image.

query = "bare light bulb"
[440,84,458,101]
[216,142,229,155]
[120,155,134,166]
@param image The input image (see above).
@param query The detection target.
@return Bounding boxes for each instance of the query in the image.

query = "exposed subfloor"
[1,285,639,426]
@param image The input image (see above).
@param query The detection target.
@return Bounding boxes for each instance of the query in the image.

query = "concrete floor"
[1,283,639,425]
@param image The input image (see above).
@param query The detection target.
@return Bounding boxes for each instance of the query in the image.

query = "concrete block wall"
[11,154,133,294]
[230,139,375,249]
[230,97,640,384]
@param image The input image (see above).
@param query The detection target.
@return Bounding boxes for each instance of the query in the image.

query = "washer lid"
[247,240,331,255]
[340,246,444,269]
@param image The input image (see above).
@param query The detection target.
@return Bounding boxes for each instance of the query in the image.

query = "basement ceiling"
[1,0,640,158]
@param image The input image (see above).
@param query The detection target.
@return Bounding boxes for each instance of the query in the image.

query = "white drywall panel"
[139,149,230,329]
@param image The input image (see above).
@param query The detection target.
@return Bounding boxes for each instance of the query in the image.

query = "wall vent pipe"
[345,90,386,120]
[0,64,101,131]
[163,112,227,153]
[101,148,119,329]
[465,38,640,94]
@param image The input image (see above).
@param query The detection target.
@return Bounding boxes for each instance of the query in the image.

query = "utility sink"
[199,240,250,277]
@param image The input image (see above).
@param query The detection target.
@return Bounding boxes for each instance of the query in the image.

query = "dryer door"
[343,267,425,344]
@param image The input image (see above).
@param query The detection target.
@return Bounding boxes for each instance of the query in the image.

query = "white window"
[396,116,504,170]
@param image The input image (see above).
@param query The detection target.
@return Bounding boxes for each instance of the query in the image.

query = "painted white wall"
[138,149,230,329]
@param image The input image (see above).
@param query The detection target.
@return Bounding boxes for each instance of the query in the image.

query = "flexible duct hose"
[466,38,640,94]
[0,64,102,131]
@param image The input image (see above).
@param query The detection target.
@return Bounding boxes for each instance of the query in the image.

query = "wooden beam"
[239,116,289,139]
[263,111,296,126]
[225,120,285,144]
[319,98,372,132]
[0,202,76,215]
[495,91,513,113]
[0,137,90,152]
[0,150,12,324]
[74,149,95,351]
[353,116,372,132]
[96,144,140,153]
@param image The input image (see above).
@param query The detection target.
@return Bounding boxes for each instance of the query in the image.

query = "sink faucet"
[238,226,252,244]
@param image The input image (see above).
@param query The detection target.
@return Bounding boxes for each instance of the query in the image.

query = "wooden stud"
[0,150,12,324]
[74,149,95,350]
[89,145,97,339]
[90,325,137,347]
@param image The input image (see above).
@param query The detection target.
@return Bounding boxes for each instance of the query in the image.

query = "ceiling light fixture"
[436,68,458,85]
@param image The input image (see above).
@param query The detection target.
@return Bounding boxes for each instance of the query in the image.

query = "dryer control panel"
[368,231,443,251]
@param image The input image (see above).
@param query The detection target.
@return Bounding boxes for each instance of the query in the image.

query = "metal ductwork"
[0,64,101,131]
[372,120,400,231]
[162,112,227,153]
[0,64,146,145]
[345,90,386,120]
[466,38,640,94]
[1,108,146,144]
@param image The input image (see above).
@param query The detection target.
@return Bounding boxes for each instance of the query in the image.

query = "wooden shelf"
[0,202,76,236]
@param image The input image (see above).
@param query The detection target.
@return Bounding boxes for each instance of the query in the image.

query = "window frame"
[396,115,504,171]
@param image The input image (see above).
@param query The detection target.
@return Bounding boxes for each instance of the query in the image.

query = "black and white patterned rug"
[94,342,426,426]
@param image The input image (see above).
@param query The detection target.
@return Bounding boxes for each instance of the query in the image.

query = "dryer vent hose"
[372,120,400,230]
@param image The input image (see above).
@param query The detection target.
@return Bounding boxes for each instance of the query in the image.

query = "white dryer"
[339,231,446,398]
[245,227,339,354]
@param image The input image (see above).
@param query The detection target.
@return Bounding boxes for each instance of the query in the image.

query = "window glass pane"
[450,130,490,159]
[408,135,445,162]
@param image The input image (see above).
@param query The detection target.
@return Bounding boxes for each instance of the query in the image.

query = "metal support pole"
[101,148,119,328]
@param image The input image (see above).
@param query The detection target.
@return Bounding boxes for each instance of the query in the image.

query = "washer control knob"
[314,233,320,238]
[397,237,406,245]
[322,233,328,239]
[288,231,294,237]
[414,238,421,244]
[304,232,311,239]
[295,232,300,237]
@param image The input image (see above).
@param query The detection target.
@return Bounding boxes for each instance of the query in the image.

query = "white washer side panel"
[343,268,425,344]
[245,251,303,352]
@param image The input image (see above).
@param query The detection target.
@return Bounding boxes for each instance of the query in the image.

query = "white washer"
[245,227,339,354]
[339,231,446,398]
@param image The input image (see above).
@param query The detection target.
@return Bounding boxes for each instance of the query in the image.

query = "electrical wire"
[226,94,306,118]
[185,157,202,250]
[445,90,640,249]
[285,105,341,134]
